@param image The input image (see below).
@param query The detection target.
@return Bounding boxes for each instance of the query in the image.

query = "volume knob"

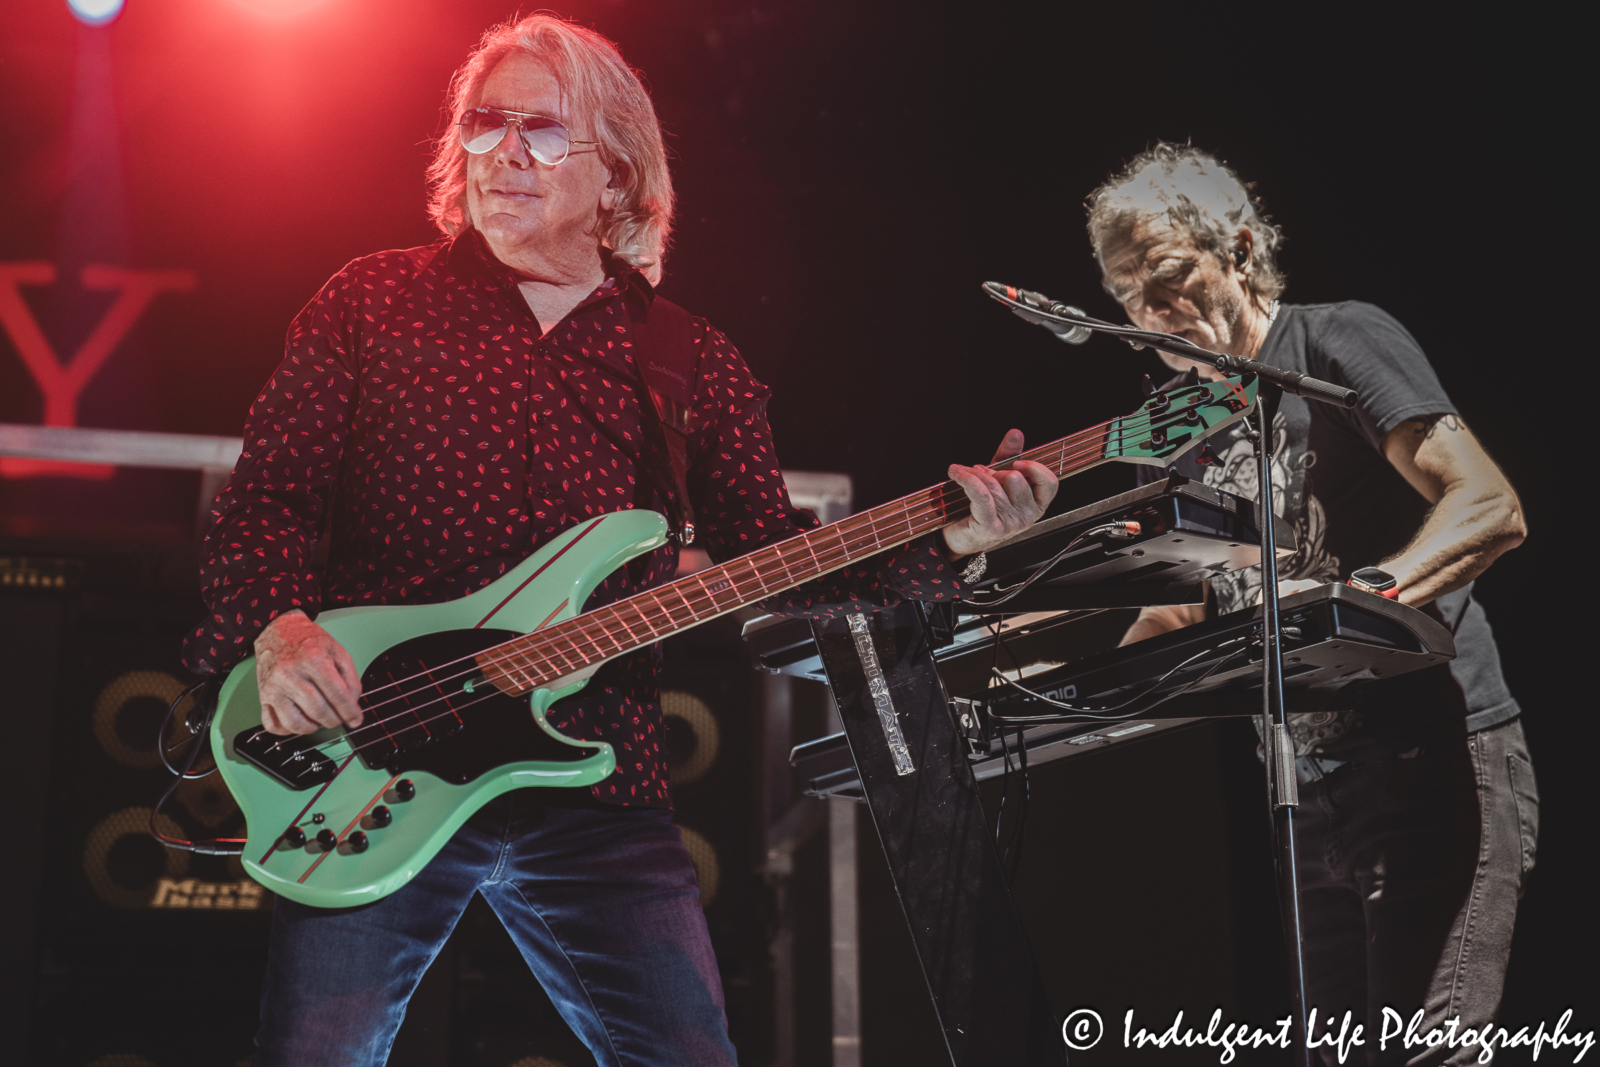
[346,831,369,853]
[316,829,338,852]
[282,826,307,849]
[393,779,416,802]
[369,805,392,828]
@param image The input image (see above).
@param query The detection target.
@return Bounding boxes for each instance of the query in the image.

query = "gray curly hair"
[1086,143,1284,305]
[425,14,674,283]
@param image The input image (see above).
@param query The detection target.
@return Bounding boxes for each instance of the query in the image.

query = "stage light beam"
[67,0,124,26]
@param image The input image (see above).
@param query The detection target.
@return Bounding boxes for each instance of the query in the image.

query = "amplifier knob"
[369,805,392,827]
[282,826,307,848]
[347,831,370,853]
[393,779,416,802]
[316,829,338,851]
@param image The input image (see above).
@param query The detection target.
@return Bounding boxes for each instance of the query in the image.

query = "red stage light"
[229,0,331,16]
[66,0,124,25]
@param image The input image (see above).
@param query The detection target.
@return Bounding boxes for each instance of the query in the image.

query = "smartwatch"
[1348,566,1399,599]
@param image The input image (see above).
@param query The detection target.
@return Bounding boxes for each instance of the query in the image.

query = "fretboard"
[474,414,1135,695]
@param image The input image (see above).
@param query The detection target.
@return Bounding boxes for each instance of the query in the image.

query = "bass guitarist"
[182,14,1055,1066]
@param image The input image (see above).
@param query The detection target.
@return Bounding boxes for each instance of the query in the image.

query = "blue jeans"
[255,790,738,1066]
[1296,718,1539,1066]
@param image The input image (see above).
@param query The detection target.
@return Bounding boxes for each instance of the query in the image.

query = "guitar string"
[337,398,1211,714]
[403,396,1227,695]
[262,397,1247,761]
[269,402,1241,761]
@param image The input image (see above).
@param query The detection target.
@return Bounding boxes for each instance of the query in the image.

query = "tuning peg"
[1140,374,1157,397]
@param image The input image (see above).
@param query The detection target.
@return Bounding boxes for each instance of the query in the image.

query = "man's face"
[1098,217,1250,372]
[465,54,614,270]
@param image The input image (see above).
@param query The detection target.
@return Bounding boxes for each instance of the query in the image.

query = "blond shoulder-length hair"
[425,14,674,283]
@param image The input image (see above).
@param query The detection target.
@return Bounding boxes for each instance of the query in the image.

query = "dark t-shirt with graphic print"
[1139,301,1520,758]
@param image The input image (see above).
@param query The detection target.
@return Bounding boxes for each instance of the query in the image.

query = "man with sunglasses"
[1087,145,1534,1066]
[183,14,1055,1066]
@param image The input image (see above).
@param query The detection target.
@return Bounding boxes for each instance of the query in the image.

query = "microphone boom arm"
[983,281,1358,408]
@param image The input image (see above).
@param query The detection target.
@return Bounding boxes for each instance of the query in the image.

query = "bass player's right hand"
[254,609,364,735]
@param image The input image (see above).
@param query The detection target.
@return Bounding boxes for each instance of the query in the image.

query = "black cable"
[994,723,1014,848]
[987,642,1251,725]
[1006,728,1031,885]
[158,677,218,779]
[965,522,1140,610]
[150,677,246,856]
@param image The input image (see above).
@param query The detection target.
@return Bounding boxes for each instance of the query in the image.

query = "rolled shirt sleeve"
[1309,302,1458,448]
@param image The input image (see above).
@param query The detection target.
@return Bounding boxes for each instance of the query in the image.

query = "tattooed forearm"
[1381,415,1525,606]
[1407,414,1462,440]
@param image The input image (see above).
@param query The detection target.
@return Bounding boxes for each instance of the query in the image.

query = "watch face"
[1350,566,1398,593]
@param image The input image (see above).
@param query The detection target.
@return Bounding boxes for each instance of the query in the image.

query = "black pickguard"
[355,628,596,785]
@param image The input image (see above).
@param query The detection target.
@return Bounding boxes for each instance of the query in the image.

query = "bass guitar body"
[210,509,671,909]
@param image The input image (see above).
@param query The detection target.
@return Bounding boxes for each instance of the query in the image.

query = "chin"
[477,214,539,246]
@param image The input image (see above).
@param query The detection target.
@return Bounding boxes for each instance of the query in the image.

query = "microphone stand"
[993,293,1357,1067]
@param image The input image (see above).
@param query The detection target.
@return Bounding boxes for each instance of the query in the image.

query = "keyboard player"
[1083,144,1532,1066]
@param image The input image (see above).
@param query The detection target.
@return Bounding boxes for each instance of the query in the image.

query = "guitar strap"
[628,295,700,545]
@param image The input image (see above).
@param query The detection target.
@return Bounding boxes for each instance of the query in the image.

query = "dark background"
[1,0,1590,1062]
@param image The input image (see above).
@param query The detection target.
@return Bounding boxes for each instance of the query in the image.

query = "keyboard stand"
[809,602,1063,1067]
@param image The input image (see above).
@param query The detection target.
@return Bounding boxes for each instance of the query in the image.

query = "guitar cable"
[986,640,1252,725]
[149,676,247,856]
[964,521,1142,610]
[980,614,1034,887]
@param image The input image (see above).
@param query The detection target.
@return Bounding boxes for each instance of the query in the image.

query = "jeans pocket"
[1507,752,1539,885]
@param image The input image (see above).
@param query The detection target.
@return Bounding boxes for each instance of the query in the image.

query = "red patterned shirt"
[184,231,965,806]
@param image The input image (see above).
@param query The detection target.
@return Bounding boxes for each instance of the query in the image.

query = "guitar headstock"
[1105,374,1258,466]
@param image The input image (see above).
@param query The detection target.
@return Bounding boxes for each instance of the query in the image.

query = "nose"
[1135,282,1175,323]
[492,120,531,169]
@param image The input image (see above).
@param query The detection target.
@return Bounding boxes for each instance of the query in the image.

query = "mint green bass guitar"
[212,375,1258,907]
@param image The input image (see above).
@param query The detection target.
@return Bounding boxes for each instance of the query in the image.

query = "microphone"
[983,281,1092,344]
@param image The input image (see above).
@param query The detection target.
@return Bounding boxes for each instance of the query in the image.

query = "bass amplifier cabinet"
[1,540,269,1067]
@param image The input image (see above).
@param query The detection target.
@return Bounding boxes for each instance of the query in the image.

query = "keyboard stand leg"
[811,605,1063,1067]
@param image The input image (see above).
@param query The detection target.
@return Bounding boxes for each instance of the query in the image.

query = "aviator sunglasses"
[457,107,598,165]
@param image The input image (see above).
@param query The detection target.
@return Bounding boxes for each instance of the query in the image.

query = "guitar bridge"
[233,727,342,790]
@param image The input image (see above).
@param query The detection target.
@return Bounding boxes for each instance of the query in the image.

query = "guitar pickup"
[233,727,342,790]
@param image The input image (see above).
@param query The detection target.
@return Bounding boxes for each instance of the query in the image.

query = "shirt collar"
[444,227,654,317]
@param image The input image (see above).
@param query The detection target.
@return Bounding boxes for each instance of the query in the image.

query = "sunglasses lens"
[457,110,573,164]
[458,108,508,154]
[518,118,570,165]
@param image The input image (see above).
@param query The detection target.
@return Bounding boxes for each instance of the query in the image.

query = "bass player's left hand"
[940,428,1058,560]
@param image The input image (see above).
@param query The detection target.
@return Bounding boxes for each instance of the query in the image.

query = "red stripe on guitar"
[476,517,606,629]
[534,600,569,631]
[296,774,404,885]
[258,753,358,866]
